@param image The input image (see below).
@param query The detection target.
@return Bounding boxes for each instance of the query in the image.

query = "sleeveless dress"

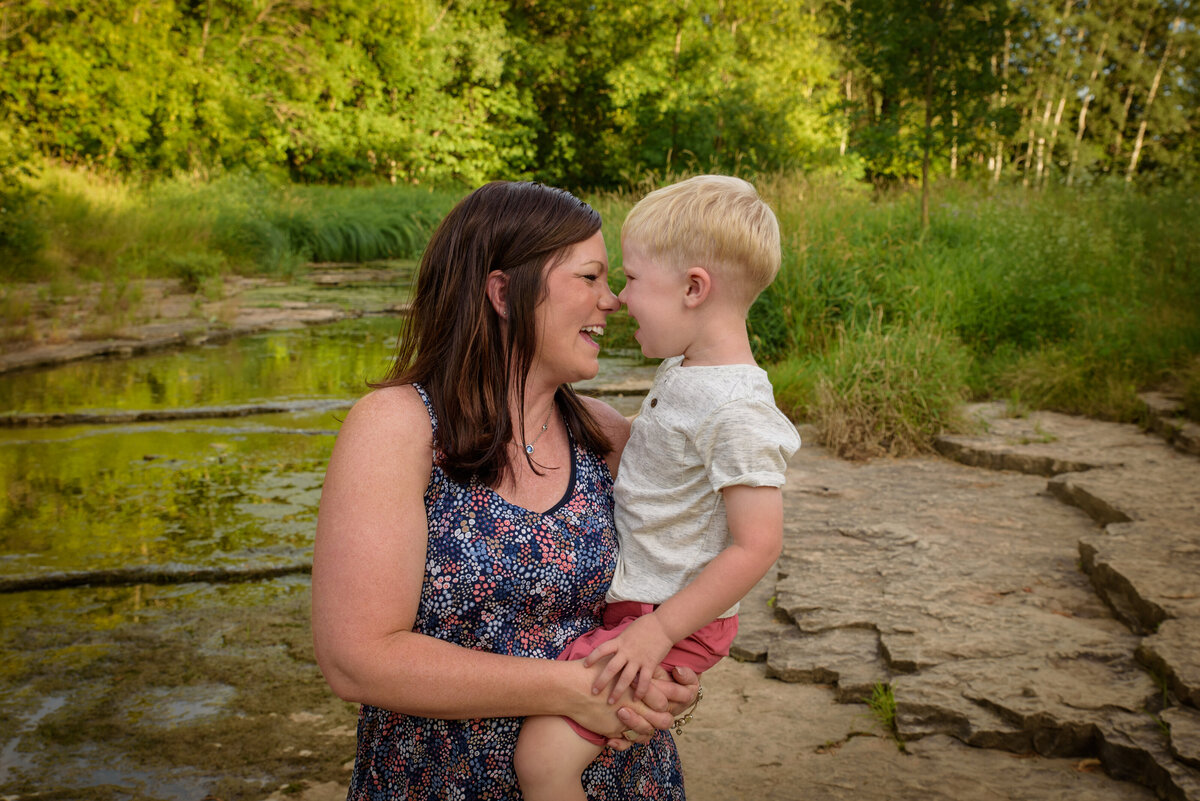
[347,385,685,801]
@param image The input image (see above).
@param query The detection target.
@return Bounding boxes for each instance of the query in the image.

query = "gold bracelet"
[672,684,704,735]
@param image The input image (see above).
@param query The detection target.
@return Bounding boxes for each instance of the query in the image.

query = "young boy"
[514,175,801,800]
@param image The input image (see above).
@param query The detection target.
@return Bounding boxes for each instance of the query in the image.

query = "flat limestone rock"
[1141,392,1200,457]
[675,658,1159,801]
[1081,523,1200,634]
[1165,706,1200,770]
[1139,619,1200,708]
[763,626,887,703]
[1097,711,1200,801]
[758,409,1200,800]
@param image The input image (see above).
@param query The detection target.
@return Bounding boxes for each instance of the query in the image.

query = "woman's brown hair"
[374,181,613,487]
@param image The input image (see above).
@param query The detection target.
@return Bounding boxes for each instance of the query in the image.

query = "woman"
[311,181,699,800]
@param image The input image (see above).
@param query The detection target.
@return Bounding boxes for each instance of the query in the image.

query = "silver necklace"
[524,406,554,455]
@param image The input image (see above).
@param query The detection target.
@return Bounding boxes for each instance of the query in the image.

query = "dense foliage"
[1,1,1197,454]
[2,0,1195,188]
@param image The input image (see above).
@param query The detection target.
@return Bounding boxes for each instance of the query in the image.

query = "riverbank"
[2,269,1197,800]
[0,268,415,375]
[262,402,1200,801]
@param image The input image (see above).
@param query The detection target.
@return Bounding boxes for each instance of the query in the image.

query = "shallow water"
[0,313,651,799]
[0,316,400,415]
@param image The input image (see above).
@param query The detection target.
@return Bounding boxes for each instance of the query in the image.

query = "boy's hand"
[584,614,674,703]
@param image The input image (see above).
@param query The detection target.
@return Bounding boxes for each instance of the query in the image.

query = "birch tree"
[1126,14,1182,181]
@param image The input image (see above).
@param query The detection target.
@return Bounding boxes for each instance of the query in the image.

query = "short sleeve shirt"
[606,356,801,616]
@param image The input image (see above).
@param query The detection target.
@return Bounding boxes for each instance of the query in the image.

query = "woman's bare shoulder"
[335,384,432,460]
[343,384,428,428]
[579,394,631,473]
[579,395,631,437]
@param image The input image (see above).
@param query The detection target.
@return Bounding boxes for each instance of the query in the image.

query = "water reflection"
[0,314,653,799]
[0,421,329,579]
[0,578,313,800]
[0,316,400,415]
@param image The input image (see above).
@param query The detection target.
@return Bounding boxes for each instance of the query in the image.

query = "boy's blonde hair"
[621,175,781,308]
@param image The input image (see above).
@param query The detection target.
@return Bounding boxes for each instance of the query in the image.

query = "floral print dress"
[347,384,685,801]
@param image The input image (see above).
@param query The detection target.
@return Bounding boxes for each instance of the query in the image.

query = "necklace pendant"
[525,444,534,455]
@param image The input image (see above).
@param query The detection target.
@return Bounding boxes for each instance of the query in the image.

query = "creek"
[0,314,651,800]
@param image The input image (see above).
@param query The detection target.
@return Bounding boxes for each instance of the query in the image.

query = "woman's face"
[531,231,619,386]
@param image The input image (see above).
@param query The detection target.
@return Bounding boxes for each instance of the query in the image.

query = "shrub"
[792,315,972,459]
[0,186,45,280]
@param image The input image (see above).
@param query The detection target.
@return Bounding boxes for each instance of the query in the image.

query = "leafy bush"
[772,315,971,458]
[0,186,45,280]
[165,252,226,294]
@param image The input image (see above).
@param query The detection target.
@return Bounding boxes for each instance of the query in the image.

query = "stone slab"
[1139,619,1200,709]
[1165,706,1200,770]
[756,410,1200,800]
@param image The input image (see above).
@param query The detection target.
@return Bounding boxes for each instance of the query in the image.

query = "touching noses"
[600,283,620,311]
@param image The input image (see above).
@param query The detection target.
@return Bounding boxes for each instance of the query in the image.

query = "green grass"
[6,166,1199,456]
[595,172,1200,451]
[866,682,905,751]
[2,165,460,284]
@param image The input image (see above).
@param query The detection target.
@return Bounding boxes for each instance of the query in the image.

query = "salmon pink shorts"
[556,600,739,746]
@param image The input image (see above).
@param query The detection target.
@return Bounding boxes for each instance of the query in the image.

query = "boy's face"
[617,244,690,359]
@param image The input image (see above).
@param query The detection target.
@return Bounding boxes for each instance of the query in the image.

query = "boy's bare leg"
[515,714,604,801]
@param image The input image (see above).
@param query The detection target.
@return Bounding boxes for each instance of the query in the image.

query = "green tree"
[839,0,1007,224]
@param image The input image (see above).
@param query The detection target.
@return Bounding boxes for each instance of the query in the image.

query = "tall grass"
[596,172,1199,453]
[7,165,1198,455]
[763,177,1199,451]
[2,166,460,283]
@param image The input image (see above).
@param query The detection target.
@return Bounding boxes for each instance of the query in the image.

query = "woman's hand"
[604,665,700,750]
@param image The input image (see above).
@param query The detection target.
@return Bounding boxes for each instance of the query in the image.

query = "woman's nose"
[600,284,620,311]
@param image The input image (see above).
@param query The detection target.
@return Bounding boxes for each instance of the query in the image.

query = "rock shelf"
[736,401,1200,800]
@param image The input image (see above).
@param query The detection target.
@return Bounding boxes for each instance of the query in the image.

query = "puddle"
[122,683,238,728]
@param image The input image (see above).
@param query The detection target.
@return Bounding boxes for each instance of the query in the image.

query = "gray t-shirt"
[606,356,802,617]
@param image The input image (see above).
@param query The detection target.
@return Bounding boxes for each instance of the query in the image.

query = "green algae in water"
[0,312,662,799]
[0,578,356,801]
[0,316,400,415]
[0,421,330,579]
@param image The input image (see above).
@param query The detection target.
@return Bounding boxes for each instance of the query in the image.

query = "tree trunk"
[992,27,1011,184]
[1067,31,1109,186]
[669,17,684,164]
[921,2,942,231]
[950,108,958,178]
[1035,98,1052,187]
[1041,94,1068,188]
[1114,22,1152,166]
[922,84,932,229]
[841,71,852,156]
[1021,85,1043,187]
[1035,1,1075,189]
[949,80,958,179]
[1126,18,1178,183]
[198,0,213,63]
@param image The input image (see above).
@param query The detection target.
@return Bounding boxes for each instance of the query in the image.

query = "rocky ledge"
[737,400,1199,801]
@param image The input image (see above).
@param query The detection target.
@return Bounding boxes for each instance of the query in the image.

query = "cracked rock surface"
[736,401,1199,801]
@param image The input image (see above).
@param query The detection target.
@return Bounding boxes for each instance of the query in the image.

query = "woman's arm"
[310,386,670,735]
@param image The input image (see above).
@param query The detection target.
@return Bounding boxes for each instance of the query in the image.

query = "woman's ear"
[683,267,712,308]
[486,270,509,318]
